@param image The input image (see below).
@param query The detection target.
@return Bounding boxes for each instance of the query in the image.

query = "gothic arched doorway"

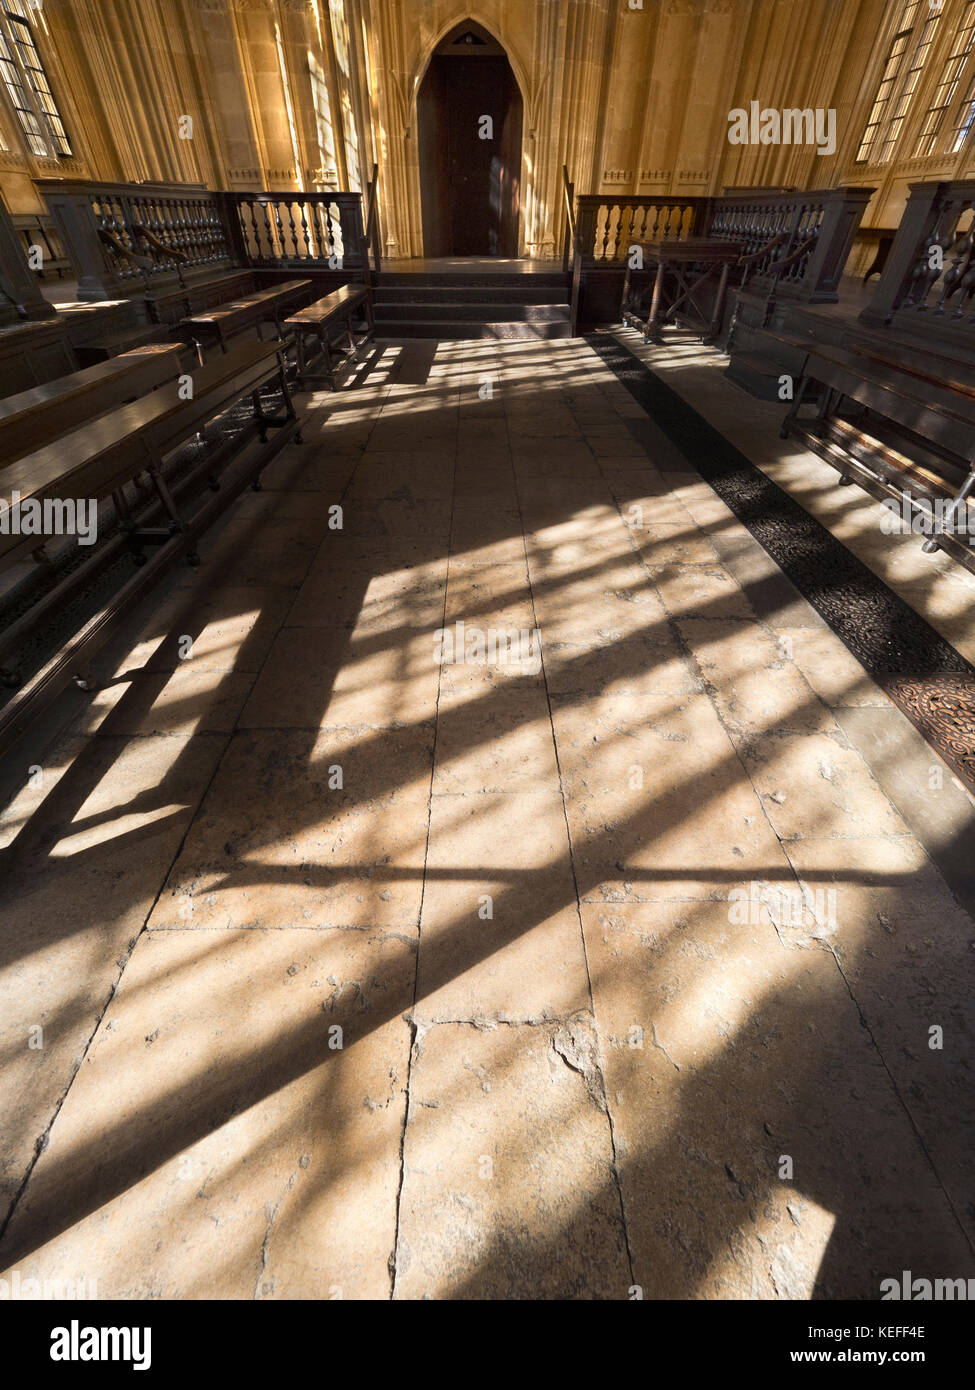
[417,21,523,258]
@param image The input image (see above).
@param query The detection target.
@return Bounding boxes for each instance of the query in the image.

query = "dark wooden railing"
[561,181,872,334]
[561,165,576,274]
[36,178,369,302]
[220,190,367,271]
[363,161,381,278]
[860,179,975,353]
[575,194,706,264]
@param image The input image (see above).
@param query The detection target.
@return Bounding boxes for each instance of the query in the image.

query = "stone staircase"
[372,269,573,340]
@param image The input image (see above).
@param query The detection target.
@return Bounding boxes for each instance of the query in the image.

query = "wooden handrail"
[562,164,578,281]
[561,164,576,239]
[98,227,153,271]
[131,222,189,264]
[563,165,581,333]
[736,231,788,267]
[364,161,381,276]
[768,237,817,275]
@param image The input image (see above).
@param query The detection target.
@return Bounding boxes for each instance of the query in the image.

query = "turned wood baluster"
[183,200,198,261]
[246,201,261,260]
[953,258,975,318]
[259,200,275,261]
[282,201,297,259]
[621,203,634,257]
[595,205,608,262]
[172,200,188,259]
[210,201,223,261]
[904,205,955,309]
[935,223,974,312]
[189,199,203,261]
[272,200,286,262]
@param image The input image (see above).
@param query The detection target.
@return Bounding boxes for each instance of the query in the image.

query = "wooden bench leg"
[646,260,666,343]
[295,329,307,390]
[780,373,813,439]
[252,388,269,443]
[922,470,975,554]
[277,361,302,446]
[147,464,184,534]
[323,333,335,388]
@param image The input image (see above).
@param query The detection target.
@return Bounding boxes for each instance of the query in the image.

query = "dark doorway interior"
[417,24,523,258]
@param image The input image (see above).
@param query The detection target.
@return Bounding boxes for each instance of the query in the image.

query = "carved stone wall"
[3,0,973,258]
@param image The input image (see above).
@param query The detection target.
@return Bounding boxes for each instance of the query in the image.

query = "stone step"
[374,301,570,323]
[376,271,569,290]
[374,318,573,340]
[375,284,570,305]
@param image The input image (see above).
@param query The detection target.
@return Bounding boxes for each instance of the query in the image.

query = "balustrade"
[861,179,975,350]
[33,179,368,302]
[223,193,365,270]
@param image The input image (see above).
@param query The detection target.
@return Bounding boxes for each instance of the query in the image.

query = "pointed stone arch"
[414,16,526,257]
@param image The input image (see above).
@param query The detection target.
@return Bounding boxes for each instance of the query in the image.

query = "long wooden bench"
[0,343,183,464]
[147,269,257,327]
[284,284,374,388]
[782,339,975,570]
[180,278,312,357]
[75,324,175,367]
[0,337,301,745]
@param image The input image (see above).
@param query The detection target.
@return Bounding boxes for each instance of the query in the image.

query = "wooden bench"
[0,337,302,745]
[284,284,374,388]
[180,278,312,357]
[75,323,175,367]
[144,269,256,326]
[782,339,975,570]
[0,342,183,464]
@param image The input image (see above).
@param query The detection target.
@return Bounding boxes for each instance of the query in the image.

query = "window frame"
[0,0,71,160]
[913,0,975,156]
[856,1,944,165]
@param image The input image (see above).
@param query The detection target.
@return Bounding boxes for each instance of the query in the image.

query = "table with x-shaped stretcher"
[621,237,743,345]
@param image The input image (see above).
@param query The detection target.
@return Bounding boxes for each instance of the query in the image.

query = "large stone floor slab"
[2,336,973,1301]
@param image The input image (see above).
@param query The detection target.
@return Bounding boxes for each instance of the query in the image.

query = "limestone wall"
[1,1,975,256]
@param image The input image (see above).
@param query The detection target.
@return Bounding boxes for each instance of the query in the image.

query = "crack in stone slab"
[552,1012,608,1113]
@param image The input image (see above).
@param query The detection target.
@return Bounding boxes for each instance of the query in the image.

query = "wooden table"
[621,238,743,344]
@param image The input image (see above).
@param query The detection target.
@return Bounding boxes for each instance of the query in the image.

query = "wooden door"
[418,53,522,257]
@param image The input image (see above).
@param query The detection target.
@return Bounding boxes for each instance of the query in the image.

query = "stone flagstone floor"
[0,334,973,1300]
